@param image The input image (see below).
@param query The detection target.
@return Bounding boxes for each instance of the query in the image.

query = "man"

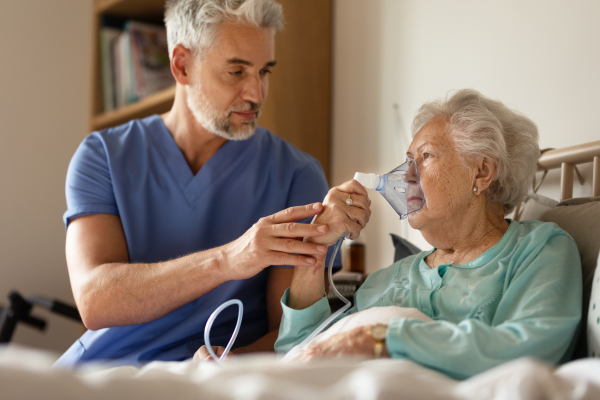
[55,0,336,367]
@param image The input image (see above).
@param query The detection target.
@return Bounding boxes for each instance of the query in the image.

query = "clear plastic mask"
[354,157,425,219]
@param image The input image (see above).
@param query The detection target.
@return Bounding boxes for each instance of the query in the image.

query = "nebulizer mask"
[204,158,425,364]
[354,156,425,219]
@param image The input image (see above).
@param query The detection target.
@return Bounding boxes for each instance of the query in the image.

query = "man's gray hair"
[164,0,284,59]
[412,89,540,215]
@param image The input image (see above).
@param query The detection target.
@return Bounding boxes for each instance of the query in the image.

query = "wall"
[331,0,600,273]
[0,0,92,352]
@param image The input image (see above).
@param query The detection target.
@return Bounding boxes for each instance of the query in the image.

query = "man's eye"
[423,153,431,159]
[260,69,272,76]
[229,70,243,76]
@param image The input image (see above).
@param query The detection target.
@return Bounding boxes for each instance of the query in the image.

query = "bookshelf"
[90,0,333,179]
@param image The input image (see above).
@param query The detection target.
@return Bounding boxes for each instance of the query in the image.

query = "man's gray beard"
[187,83,260,141]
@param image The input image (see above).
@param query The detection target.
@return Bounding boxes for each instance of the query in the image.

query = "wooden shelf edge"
[95,0,124,14]
[91,85,176,131]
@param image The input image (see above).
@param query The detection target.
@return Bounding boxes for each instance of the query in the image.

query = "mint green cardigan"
[275,220,582,379]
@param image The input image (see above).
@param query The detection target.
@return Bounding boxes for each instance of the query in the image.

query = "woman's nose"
[404,160,418,184]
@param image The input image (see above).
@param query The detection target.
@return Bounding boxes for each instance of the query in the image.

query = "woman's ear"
[170,44,194,86]
[473,157,497,194]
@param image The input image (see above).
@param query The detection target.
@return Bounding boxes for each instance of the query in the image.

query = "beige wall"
[0,0,92,352]
[331,0,600,273]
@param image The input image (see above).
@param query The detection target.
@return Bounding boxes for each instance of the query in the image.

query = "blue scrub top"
[56,115,337,367]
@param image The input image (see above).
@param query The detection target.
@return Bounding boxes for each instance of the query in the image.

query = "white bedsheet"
[1,345,600,400]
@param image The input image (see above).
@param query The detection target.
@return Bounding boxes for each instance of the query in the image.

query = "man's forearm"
[75,247,228,330]
[69,204,329,331]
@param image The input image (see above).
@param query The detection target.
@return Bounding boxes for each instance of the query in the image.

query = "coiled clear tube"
[203,299,243,364]
[204,230,351,364]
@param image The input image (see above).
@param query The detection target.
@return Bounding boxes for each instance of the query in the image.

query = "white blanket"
[1,345,600,400]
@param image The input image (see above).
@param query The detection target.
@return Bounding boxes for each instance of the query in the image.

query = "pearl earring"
[473,187,478,193]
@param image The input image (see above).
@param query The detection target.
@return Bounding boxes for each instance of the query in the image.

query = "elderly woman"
[275,89,582,380]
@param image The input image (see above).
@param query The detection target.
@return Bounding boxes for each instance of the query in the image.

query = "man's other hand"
[194,345,234,361]
[221,203,329,281]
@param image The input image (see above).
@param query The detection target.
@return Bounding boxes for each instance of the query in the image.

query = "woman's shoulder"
[500,220,582,294]
[509,219,576,245]
[500,220,580,277]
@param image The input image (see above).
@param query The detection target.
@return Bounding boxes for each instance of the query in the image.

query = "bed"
[1,141,600,400]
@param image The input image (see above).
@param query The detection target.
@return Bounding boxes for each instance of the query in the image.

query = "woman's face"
[406,117,476,231]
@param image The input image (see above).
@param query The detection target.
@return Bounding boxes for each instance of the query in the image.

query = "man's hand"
[194,345,234,361]
[220,203,330,281]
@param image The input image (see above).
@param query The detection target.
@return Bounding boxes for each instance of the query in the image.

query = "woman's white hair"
[412,89,540,215]
[164,0,284,59]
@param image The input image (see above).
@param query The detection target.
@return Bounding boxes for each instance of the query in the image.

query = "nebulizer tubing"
[204,228,352,364]
[203,299,243,365]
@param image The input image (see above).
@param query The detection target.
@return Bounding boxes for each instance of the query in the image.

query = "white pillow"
[285,306,432,361]
[588,252,600,357]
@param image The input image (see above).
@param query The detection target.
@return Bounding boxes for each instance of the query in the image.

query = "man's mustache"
[228,101,261,114]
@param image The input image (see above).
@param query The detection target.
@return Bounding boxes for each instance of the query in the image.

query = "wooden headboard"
[537,140,600,201]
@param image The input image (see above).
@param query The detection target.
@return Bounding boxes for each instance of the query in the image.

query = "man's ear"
[170,44,194,86]
[473,156,497,194]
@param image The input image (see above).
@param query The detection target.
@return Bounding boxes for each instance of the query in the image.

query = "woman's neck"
[423,202,509,268]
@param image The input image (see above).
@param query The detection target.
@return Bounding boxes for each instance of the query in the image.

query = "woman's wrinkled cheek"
[421,162,468,217]
[420,168,444,210]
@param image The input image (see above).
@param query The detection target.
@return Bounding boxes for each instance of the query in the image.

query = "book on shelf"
[99,27,120,112]
[99,19,175,112]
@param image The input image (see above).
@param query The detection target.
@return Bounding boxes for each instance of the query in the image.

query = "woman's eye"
[423,153,431,159]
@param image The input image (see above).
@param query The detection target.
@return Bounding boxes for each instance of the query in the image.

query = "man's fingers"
[194,345,227,361]
[268,221,328,239]
[267,203,323,225]
[270,237,328,256]
[268,251,324,267]
[194,345,210,360]
[215,346,226,357]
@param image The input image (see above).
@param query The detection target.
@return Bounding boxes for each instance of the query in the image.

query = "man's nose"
[241,75,264,104]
